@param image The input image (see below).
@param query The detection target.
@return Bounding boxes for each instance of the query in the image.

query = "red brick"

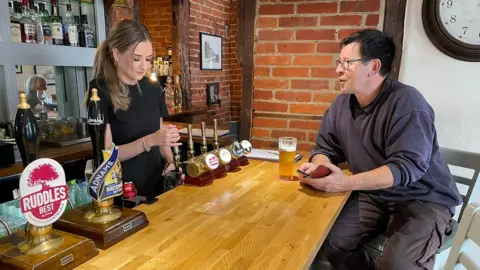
[255,67,271,76]
[313,92,339,103]
[320,15,362,26]
[275,91,311,102]
[309,132,317,142]
[254,79,289,89]
[271,130,307,141]
[338,28,372,40]
[277,43,315,53]
[256,17,278,28]
[289,120,320,131]
[366,14,380,26]
[256,56,292,66]
[317,42,340,53]
[296,29,336,41]
[258,30,294,41]
[254,90,273,100]
[253,118,288,128]
[291,79,329,90]
[294,56,333,66]
[255,43,276,54]
[252,127,271,138]
[290,103,329,115]
[254,101,289,112]
[259,4,294,15]
[340,0,380,12]
[297,3,338,14]
[311,67,337,78]
[272,68,309,77]
[279,17,317,27]
[298,142,316,151]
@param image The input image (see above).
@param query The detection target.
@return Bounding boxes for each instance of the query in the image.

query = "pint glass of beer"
[279,137,297,180]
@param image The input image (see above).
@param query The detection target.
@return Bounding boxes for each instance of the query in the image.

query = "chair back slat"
[439,147,480,221]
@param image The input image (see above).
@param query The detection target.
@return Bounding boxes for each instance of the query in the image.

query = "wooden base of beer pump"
[53,163,149,250]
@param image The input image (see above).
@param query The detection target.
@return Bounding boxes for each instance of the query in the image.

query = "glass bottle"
[64,4,78,47]
[20,0,35,43]
[39,3,52,45]
[78,15,94,48]
[10,2,23,43]
[50,0,63,45]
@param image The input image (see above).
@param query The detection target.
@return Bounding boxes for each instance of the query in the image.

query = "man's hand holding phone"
[298,162,352,192]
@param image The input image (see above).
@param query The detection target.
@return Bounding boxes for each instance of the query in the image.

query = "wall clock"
[422,0,480,62]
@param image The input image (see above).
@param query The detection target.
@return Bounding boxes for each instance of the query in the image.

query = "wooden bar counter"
[76,156,351,270]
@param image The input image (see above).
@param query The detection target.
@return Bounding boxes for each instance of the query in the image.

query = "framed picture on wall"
[200,32,222,70]
[206,82,220,106]
[15,65,22,74]
[34,66,55,85]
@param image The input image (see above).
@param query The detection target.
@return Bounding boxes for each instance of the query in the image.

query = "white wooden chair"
[444,202,480,270]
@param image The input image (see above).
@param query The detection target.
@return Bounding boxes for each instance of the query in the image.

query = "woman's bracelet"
[142,136,151,152]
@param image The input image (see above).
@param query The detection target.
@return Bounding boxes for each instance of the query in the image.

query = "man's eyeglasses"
[335,58,366,70]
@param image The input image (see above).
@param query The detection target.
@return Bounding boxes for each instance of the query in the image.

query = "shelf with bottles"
[8,0,97,48]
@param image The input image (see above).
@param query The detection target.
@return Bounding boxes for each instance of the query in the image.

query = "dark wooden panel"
[383,0,407,80]
[172,0,192,108]
[239,0,256,141]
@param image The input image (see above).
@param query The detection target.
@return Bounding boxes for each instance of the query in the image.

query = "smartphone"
[297,169,310,177]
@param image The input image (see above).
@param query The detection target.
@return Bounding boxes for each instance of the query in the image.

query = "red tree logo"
[28,164,59,189]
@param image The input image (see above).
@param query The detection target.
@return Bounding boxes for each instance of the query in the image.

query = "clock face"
[439,1,480,45]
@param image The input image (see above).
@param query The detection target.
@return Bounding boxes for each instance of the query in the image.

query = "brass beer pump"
[184,122,219,186]
[187,124,195,160]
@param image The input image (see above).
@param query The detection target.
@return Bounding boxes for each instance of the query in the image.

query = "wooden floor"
[76,158,350,270]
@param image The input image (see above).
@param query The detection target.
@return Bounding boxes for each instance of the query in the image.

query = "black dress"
[88,77,169,200]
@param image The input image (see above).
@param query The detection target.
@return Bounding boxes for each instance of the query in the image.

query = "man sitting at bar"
[298,29,462,270]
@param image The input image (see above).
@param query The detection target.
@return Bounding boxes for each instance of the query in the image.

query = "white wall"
[400,1,480,268]
[399,0,480,154]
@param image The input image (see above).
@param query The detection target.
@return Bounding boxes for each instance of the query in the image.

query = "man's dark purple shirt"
[310,77,462,214]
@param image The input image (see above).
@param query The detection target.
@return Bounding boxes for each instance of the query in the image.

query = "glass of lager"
[279,137,297,180]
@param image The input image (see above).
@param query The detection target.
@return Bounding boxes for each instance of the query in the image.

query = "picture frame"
[34,66,55,86]
[206,82,220,106]
[200,32,222,70]
[15,65,22,74]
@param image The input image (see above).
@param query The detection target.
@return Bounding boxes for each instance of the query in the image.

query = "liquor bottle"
[173,74,182,109]
[167,44,173,66]
[10,2,23,43]
[39,3,52,45]
[20,0,35,43]
[31,1,44,44]
[14,94,39,168]
[50,0,63,45]
[64,4,78,47]
[78,15,94,48]
[87,89,106,170]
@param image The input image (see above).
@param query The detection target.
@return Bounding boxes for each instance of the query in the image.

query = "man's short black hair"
[340,29,396,77]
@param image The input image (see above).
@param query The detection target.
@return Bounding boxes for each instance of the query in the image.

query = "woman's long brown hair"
[90,20,153,111]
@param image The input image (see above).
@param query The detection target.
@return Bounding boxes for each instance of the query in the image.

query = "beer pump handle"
[173,146,181,172]
[187,124,195,160]
[201,122,207,155]
[213,119,219,150]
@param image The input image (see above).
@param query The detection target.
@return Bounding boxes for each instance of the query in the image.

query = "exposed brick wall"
[107,0,134,34]
[252,0,383,150]
[189,0,241,125]
[140,0,173,57]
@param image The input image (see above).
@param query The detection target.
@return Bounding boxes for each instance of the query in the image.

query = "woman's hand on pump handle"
[148,124,182,147]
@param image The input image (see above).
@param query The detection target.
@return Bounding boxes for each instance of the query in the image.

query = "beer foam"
[279,146,296,152]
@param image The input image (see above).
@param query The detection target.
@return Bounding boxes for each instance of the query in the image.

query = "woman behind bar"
[86,20,182,199]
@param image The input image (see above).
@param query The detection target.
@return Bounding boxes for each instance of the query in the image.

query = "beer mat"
[178,128,229,138]
[245,149,303,163]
